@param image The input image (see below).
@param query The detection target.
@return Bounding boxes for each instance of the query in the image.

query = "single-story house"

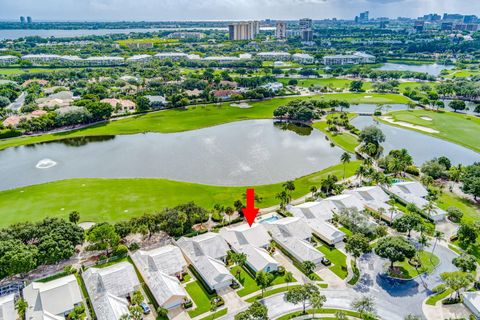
[176,233,234,291]
[264,217,324,265]
[2,110,47,128]
[23,274,83,320]
[82,262,141,320]
[385,181,446,222]
[213,90,240,100]
[220,223,279,273]
[463,291,480,318]
[145,95,168,108]
[131,246,188,309]
[100,98,136,114]
[0,294,16,320]
[344,186,403,222]
[288,202,345,246]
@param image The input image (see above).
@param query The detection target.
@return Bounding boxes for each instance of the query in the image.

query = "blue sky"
[0,0,478,21]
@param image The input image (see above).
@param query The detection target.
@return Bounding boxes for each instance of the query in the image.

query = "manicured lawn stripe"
[186,281,216,318]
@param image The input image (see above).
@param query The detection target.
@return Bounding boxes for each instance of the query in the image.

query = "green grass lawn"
[276,308,362,320]
[312,113,359,153]
[379,109,480,153]
[436,191,480,225]
[0,161,360,226]
[198,308,228,320]
[0,67,73,75]
[231,265,296,297]
[0,93,409,151]
[185,281,216,318]
[316,244,348,279]
[426,288,453,305]
[245,284,302,303]
[390,251,439,279]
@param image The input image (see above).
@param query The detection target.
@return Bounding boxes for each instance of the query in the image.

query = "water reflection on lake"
[377,63,454,76]
[0,120,343,190]
[351,116,479,165]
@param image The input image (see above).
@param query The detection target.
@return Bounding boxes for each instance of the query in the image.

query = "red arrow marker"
[242,188,260,227]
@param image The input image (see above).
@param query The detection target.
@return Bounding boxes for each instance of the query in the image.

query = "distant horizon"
[1,0,479,22]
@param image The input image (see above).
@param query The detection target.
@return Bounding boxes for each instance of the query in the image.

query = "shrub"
[432,284,446,294]
[114,244,128,257]
[129,242,140,251]
[405,165,420,176]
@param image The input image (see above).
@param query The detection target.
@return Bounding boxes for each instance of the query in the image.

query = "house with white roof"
[292,53,315,64]
[344,186,403,222]
[126,54,152,63]
[288,202,345,246]
[82,262,141,320]
[257,52,292,61]
[220,224,279,273]
[154,52,188,60]
[0,294,16,320]
[131,245,188,309]
[463,291,480,318]
[176,233,234,291]
[264,217,324,265]
[0,55,19,65]
[385,181,446,222]
[23,274,83,320]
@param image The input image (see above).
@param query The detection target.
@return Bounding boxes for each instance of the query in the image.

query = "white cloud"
[0,0,478,21]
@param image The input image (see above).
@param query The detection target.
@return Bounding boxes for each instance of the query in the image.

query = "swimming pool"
[259,215,280,223]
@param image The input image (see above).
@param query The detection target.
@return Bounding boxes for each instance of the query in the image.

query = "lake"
[351,116,480,165]
[377,63,454,76]
[0,27,274,40]
[336,104,408,114]
[0,120,344,191]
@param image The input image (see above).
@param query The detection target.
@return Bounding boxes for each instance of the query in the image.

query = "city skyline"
[1,0,480,21]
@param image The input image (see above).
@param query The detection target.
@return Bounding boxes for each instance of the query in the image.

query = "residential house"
[220,223,279,273]
[126,54,152,63]
[176,233,234,291]
[385,181,446,222]
[154,52,189,61]
[288,202,345,246]
[463,291,480,318]
[23,275,83,320]
[0,294,16,320]
[82,262,141,320]
[100,98,136,114]
[323,52,376,65]
[0,55,19,65]
[264,217,324,265]
[131,245,188,309]
[213,90,240,100]
[145,95,168,108]
[84,56,125,66]
[257,52,292,61]
[344,186,403,222]
[292,53,315,64]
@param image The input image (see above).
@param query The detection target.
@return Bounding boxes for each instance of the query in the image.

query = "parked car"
[140,302,151,314]
[321,257,331,266]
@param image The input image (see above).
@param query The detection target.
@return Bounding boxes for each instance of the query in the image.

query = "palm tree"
[355,165,368,182]
[283,180,296,193]
[431,231,444,263]
[285,271,294,291]
[225,206,234,223]
[340,152,351,179]
[310,292,327,319]
[310,185,318,198]
[15,299,28,320]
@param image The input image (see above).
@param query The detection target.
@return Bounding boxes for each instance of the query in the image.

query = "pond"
[351,116,480,165]
[335,104,409,114]
[377,63,454,76]
[0,120,344,191]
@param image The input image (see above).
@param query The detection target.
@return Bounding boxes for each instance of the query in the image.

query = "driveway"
[218,241,458,320]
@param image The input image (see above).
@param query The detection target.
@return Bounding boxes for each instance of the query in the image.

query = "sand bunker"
[382,116,439,133]
[420,116,433,121]
[230,103,252,109]
[364,96,373,99]
[35,158,57,169]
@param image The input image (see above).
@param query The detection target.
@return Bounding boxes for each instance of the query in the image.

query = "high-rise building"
[414,20,425,32]
[299,18,312,30]
[443,13,463,21]
[463,15,478,24]
[275,21,287,39]
[228,21,260,41]
[299,18,313,42]
[20,16,26,24]
[441,22,454,31]
[359,11,369,22]
[27,16,32,24]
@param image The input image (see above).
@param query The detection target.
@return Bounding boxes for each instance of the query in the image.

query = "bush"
[128,242,140,251]
[442,297,461,305]
[405,165,420,176]
[373,111,382,116]
[432,284,446,294]
[114,244,128,257]
[277,266,286,275]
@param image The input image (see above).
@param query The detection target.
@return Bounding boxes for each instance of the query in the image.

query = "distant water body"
[0,27,274,40]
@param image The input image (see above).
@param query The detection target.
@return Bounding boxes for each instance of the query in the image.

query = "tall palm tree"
[431,231,444,263]
[340,152,352,179]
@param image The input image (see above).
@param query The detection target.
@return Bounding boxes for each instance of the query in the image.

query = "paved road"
[218,241,458,320]
[6,92,26,111]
